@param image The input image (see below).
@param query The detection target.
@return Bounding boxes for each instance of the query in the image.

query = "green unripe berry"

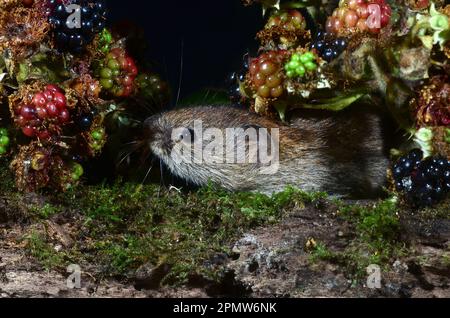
[0,135,9,147]
[445,129,450,143]
[101,44,111,54]
[286,70,295,78]
[0,146,6,155]
[73,163,84,178]
[100,78,114,89]
[291,54,301,62]
[107,59,120,71]
[300,52,315,63]
[91,129,104,141]
[304,61,317,71]
[71,173,80,181]
[287,61,300,69]
[100,68,113,79]
[0,128,7,136]
[295,65,306,76]
[91,141,102,151]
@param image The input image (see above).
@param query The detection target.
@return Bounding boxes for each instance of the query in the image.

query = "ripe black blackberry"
[310,30,347,62]
[228,71,246,103]
[393,149,450,207]
[227,54,250,104]
[48,0,107,53]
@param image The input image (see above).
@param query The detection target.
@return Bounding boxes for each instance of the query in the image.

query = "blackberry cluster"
[136,73,170,104]
[265,9,306,32]
[326,0,392,36]
[48,0,107,53]
[15,85,70,140]
[89,127,106,152]
[98,47,138,97]
[393,149,450,207]
[285,51,317,78]
[311,31,347,62]
[249,50,289,99]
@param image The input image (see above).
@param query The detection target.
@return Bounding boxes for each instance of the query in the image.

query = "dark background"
[107,0,263,103]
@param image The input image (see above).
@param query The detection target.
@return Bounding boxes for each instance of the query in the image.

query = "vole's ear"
[229,124,276,166]
[238,124,273,140]
[240,124,263,131]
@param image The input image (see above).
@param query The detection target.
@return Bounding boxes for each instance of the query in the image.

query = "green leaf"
[300,93,366,111]
[16,53,70,84]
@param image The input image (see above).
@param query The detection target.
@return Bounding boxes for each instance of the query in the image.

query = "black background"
[107,0,263,103]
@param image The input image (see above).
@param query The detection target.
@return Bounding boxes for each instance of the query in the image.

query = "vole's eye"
[177,128,195,143]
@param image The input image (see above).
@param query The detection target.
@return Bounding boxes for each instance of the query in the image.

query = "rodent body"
[144,105,392,198]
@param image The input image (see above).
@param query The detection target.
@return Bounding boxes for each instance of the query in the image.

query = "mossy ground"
[1,158,449,288]
[0,159,326,285]
[310,199,408,279]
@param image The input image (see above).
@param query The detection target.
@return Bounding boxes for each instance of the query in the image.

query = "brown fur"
[144,105,393,198]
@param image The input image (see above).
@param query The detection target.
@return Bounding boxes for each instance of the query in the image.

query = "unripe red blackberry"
[136,73,170,104]
[98,47,138,97]
[14,84,70,139]
[248,50,289,99]
[326,0,392,36]
[265,9,306,32]
[22,0,34,7]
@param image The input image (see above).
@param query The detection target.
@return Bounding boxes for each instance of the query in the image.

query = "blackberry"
[393,149,450,207]
[227,54,250,104]
[77,113,94,131]
[265,9,306,32]
[22,0,34,7]
[310,31,347,62]
[14,84,70,140]
[444,170,450,191]
[249,50,289,99]
[326,0,392,36]
[227,71,244,103]
[284,52,318,78]
[136,73,170,104]
[98,48,138,97]
[48,0,107,53]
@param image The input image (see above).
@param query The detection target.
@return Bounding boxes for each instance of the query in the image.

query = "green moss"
[24,231,66,271]
[442,253,450,267]
[29,203,60,219]
[408,200,450,220]
[34,182,321,285]
[339,198,401,248]
[1,153,445,287]
[310,242,334,262]
[310,198,407,279]
[0,159,15,193]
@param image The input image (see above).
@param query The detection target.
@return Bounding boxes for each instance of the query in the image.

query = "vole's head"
[143,105,281,188]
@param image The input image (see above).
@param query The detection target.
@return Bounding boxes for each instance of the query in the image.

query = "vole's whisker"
[175,40,184,108]
[159,160,165,188]
[141,159,154,185]
[116,141,144,168]
[122,140,139,146]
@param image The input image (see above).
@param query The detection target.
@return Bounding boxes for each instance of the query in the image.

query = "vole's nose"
[143,115,174,153]
[162,136,174,151]
[143,116,159,139]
